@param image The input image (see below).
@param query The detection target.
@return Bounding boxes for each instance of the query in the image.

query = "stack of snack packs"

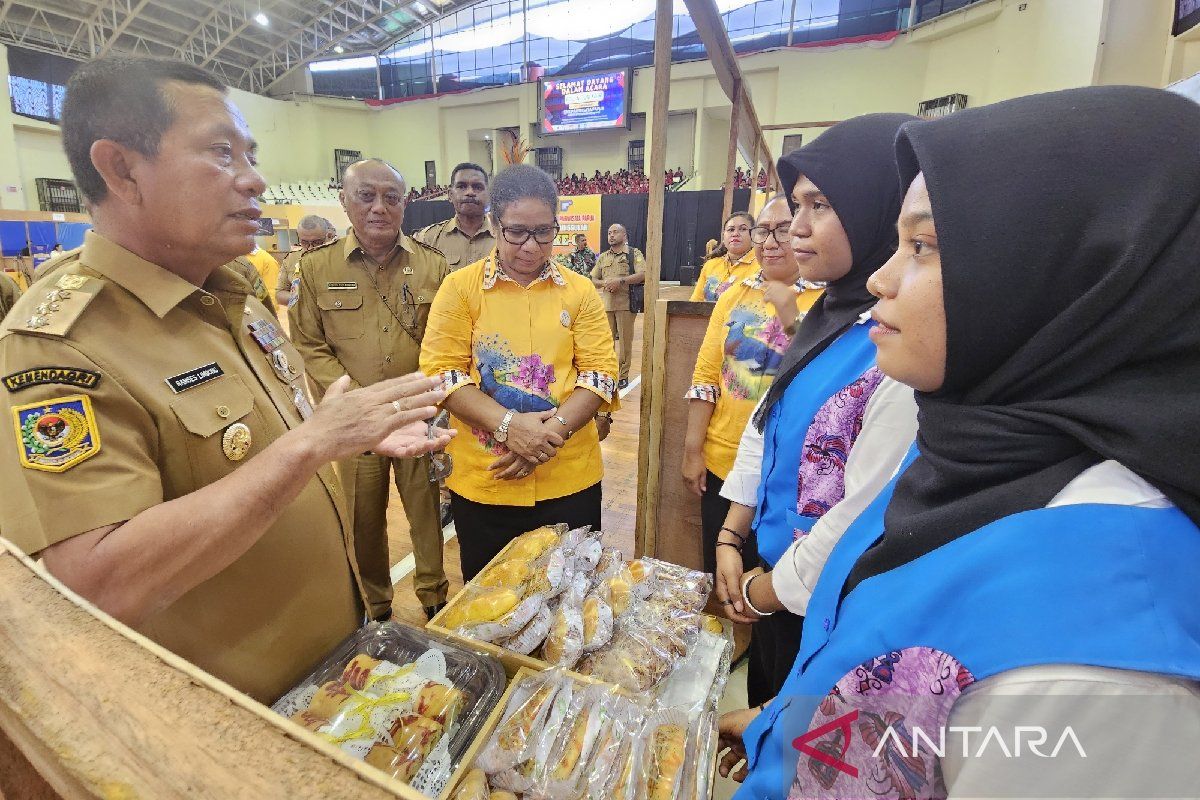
[461,670,711,800]
[273,623,504,797]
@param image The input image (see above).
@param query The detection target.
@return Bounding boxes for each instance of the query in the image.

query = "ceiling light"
[254,11,269,26]
[333,45,345,53]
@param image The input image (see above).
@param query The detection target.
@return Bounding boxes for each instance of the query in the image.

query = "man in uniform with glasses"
[290,158,451,621]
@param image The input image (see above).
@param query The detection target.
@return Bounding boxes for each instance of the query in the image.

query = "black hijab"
[846,86,1200,593]
[754,113,916,430]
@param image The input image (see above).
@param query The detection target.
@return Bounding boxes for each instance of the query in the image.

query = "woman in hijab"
[713,113,919,706]
[721,85,1200,800]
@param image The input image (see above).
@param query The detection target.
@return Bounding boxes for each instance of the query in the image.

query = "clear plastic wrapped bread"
[496,602,555,655]
[541,572,587,667]
[450,768,490,800]
[581,590,614,652]
[270,622,504,796]
[542,686,610,799]
[475,672,561,773]
[442,586,544,643]
[505,524,565,561]
[639,712,690,800]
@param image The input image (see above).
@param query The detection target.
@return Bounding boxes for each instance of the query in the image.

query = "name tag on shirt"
[165,362,225,394]
[326,282,358,290]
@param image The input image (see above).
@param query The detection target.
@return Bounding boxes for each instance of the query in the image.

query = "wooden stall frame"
[0,536,494,800]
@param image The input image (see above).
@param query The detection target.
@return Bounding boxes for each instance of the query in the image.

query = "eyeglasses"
[351,189,405,207]
[499,222,560,245]
[750,224,793,244]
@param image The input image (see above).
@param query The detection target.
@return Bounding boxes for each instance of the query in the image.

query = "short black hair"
[450,162,489,184]
[490,164,557,221]
[62,56,226,204]
[574,232,587,240]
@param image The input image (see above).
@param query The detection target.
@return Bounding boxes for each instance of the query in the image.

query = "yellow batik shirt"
[420,253,619,506]
[686,272,823,479]
[690,251,760,302]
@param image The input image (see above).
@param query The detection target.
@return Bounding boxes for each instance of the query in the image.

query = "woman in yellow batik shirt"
[682,195,822,576]
[421,165,619,579]
[690,211,759,302]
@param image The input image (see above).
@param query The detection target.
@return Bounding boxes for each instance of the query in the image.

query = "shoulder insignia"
[12,394,101,472]
[5,275,102,338]
[410,237,446,260]
[4,366,101,393]
[307,237,341,254]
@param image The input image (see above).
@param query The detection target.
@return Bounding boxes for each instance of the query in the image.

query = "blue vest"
[754,322,877,567]
[736,449,1200,799]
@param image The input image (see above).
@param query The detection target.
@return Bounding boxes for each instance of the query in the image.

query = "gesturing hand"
[303,373,446,462]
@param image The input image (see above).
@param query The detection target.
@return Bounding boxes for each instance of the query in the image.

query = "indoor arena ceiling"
[0,0,470,94]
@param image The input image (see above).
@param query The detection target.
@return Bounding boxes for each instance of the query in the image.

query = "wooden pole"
[634,0,675,556]
[721,82,741,222]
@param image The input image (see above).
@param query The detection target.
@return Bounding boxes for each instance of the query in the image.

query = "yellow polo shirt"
[245,247,281,314]
[421,253,619,506]
[690,252,759,302]
[686,273,822,479]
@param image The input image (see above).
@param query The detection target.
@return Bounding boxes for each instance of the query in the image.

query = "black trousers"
[449,482,602,581]
[700,470,758,576]
[746,593,805,707]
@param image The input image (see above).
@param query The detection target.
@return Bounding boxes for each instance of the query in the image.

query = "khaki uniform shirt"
[227,257,277,318]
[276,250,302,297]
[290,231,449,396]
[0,272,20,320]
[0,231,363,703]
[413,217,496,272]
[590,247,646,312]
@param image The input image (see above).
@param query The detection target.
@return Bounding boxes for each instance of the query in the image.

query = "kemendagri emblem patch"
[12,394,101,472]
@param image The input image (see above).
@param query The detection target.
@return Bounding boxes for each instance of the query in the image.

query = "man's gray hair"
[298,214,326,231]
[490,164,558,222]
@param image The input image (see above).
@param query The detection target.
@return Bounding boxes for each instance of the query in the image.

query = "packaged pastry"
[416,681,467,727]
[542,687,608,799]
[581,591,614,652]
[593,547,624,580]
[703,615,725,635]
[576,630,672,692]
[525,546,570,599]
[476,673,561,772]
[601,564,633,616]
[450,768,489,800]
[608,730,642,800]
[505,525,564,561]
[489,793,517,800]
[497,603,555,655]
[440,588,522,629]
[581,698,642,798]
[476,558,532,589]
[541,572,587,667]
[270,621,505,793]
[567,528,604,573]
[639,712,690,800]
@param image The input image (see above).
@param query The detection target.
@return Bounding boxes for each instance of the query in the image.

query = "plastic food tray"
[272,621,507,795]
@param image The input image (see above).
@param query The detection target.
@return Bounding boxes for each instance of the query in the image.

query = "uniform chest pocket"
[317,291,364,340]
[169,375,259,478]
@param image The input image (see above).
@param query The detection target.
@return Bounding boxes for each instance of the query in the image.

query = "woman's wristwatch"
[494,409,516,443]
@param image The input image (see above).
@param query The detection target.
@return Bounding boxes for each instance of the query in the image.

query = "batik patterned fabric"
[790,646,976,800]
[687,273,805,480]
[794,366,885,529]
[421,253,618,505]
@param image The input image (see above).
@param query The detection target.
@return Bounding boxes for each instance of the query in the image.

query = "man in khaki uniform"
[290,159,450,621]
[0,272,21,320]
[413,162,495,271]
[275,215,336,309]
[0,56,449,704]
[590,223,646,389]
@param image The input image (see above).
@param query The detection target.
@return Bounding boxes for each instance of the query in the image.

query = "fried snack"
[645,723,687,800]
[416,681,466,727]
[441,588,521,629]
[451,768,490,800]
[496,682,556,752]
[477,558,531,588]
[703,615,725,634]
[506,526,561,560]
[308,679,353,718]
